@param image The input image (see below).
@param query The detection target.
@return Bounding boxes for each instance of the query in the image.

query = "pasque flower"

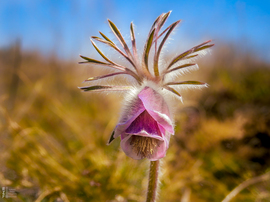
[79,11,213,160]
[114,86,174,161]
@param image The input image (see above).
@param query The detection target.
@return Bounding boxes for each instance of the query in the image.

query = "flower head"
[79,11,214,160]
[114,86,174,160]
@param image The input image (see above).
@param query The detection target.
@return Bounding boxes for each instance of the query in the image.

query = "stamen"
[130,136,161,159]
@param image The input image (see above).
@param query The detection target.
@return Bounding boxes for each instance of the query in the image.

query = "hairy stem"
[146,160,160,202]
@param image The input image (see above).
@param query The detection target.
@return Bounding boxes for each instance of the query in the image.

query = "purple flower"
[79,11,213,160]
[114,86,174,160]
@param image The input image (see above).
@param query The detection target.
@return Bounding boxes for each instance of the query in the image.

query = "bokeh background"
[1,1,270,201]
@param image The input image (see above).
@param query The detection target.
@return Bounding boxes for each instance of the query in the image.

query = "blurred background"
[0,0,270,201]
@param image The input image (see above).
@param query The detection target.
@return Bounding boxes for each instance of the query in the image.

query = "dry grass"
[0,44,270,201]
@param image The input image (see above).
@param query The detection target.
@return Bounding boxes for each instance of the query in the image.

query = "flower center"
[129,136,161,159]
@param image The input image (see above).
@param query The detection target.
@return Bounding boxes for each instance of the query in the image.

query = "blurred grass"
[0,44,270,201]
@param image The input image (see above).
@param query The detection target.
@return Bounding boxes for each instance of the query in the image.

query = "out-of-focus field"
[1,43,270,202]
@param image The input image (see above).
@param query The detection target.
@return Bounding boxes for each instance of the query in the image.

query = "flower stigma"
[130,136,161,159]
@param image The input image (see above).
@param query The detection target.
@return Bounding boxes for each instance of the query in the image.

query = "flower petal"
[113,98,145,138]
[138,87,174,134]
[125,110,163,139]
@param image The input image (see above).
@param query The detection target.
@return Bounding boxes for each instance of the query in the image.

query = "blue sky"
[0,0,269,62]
